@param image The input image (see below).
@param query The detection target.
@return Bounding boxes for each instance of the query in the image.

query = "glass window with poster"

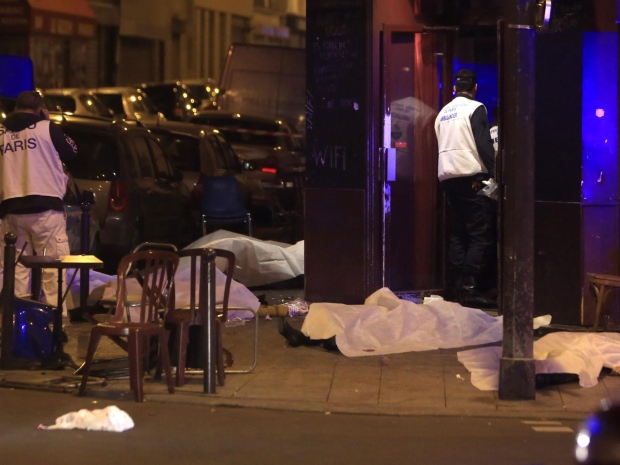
[30,36,67,89]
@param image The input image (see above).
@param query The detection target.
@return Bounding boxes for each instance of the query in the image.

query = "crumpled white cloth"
[38,405,134,432]
[458,331,620,390]
[301,287,551,357]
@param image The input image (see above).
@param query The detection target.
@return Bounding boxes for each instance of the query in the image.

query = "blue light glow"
[581,33,618,203]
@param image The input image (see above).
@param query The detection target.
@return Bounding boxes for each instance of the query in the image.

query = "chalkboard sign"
[306,2,367,189]
[548,0,595,32]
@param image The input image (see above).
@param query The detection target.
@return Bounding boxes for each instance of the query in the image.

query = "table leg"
[40,271,77,370]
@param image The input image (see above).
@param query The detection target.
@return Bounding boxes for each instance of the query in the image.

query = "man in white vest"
[0,91,78,312]
[434,69,496,308]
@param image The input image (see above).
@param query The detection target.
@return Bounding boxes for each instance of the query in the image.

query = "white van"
[217,44,305,134]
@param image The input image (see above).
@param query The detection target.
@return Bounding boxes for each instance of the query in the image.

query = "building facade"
[0,0,306,89]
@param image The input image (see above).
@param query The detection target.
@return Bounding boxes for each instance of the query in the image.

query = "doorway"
[382,25,451,294]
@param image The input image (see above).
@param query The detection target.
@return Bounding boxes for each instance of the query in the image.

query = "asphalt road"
[0,387,580,465]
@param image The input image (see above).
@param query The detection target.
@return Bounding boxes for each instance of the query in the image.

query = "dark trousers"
[442,177,497,291]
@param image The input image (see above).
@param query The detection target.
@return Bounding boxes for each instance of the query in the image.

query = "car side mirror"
[81,190,95,205]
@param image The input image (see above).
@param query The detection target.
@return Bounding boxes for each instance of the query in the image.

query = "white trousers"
[0,211,70,313]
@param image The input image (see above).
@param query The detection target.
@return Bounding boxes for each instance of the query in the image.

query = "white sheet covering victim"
[458,331,620,391]
[301,287,549,358]
[64,230,302,318]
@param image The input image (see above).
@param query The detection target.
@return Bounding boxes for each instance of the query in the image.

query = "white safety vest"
[435,96,488,181]
[0,121,68,201]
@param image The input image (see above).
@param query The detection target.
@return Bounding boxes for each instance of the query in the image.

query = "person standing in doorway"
[0,90,78,312]
[434,69,496,308]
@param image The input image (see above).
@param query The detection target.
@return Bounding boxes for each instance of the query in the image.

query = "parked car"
[88,87,165,123]
[188,112,306,224]
[188,112,305,173]
[49,113,196,271]
[144,119,295,230]
[40,88,112,118]
[141,120,244,198]
[137,81,196,121]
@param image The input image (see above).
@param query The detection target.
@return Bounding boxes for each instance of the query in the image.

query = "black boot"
[277,317,319,347]
[458,275,497,308]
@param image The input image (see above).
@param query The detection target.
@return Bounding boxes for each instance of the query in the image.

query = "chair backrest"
[175,247,235,324]
[121,242,178,281]
[112,250,180,324]
[201,175,247,218]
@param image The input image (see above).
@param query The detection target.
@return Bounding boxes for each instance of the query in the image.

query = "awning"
[0,0,97,38]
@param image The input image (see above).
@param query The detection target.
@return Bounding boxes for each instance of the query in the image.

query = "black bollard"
[200,248,217,394]
[1,233,16,369]
[79,200,92,309]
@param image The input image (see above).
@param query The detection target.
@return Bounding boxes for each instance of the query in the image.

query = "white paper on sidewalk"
[301,288,550,357]
[458,332,620,391]
[38,405,134,432]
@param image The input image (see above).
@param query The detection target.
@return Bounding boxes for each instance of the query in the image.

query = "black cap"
[455,69,477,85]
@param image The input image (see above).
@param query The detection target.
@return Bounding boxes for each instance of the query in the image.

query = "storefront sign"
[0,0,96,37]
[0,1,29,32]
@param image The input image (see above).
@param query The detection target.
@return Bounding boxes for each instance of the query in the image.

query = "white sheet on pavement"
[301,287,551,358]
[458,331,620,391]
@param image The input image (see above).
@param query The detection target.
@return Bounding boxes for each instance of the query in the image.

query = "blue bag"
[12,298,55,361]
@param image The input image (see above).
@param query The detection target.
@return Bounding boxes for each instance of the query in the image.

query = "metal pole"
[79,200,91,309]
[1,233,17,369]
[498,0,536,400]
[201,248,217,394]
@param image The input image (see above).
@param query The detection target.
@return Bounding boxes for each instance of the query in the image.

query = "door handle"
[384,147,396,182]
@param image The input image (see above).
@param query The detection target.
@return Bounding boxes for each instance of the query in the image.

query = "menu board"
[306,1,367,188]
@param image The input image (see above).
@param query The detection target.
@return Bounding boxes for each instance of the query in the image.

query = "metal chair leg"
[225,307,258,375]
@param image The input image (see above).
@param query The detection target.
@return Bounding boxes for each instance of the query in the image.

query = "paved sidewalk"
[1,306,619,421]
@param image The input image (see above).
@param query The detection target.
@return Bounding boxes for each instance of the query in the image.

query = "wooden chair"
[166,248,258,387]
[98,242,178,323]
[78,250,179,402]
[587,272,620,331]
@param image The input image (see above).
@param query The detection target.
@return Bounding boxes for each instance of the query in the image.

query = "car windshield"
[207,134,240,171]
[44,95,76,112]
[142,85,192,113]
[78,94,110,116]
[95,94,124,115]
[127,92,158,114]
[156,132,201,172]
[191,116,303,151]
